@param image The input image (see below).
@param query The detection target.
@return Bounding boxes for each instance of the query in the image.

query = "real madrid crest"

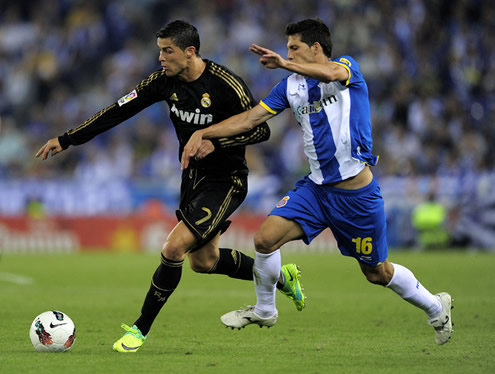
[201,93,211,108]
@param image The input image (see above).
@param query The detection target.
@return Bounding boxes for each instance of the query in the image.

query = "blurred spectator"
[450,171,495,249]
[411,192,449,250]
[0,116,29,177]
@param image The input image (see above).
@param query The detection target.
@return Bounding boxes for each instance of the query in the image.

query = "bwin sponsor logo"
[171,104,213,125]
[297,95,337,115]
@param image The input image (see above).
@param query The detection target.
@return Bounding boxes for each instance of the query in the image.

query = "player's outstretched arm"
[35,137,64,160]
[181,104,273,170]
[250,43,348,83]
[249,44,287,70]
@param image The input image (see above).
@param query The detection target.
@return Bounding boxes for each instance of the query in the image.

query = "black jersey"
[58,59,270,174]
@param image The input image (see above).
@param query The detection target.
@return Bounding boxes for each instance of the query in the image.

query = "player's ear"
[185,46,196,58]
[311,42,322,55]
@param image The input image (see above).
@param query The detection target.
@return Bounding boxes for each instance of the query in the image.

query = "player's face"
[157,37,188,77]
[287,34,315,64]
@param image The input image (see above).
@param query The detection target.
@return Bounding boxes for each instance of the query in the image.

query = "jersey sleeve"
[259,77,289,115]
[215,123,270,148]
[59,70,168,148]
[210,66,271,148]
[332,56,365,88]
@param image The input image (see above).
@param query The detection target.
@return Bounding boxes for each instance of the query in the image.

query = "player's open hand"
[196,139,215,160]
[36,137,64,160]
[249,44,285,69]
[181,130,205,170]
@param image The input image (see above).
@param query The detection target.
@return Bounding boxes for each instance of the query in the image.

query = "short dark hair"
[156,20,200,55]
[285,18,333,58]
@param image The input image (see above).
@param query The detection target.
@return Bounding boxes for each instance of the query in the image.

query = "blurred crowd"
[0,0,494,248]
[1,0,493,180]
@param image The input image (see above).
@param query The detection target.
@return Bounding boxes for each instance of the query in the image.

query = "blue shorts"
[269,176,388,267]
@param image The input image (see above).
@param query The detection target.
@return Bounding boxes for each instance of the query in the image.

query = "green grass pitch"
[1,250,494,373]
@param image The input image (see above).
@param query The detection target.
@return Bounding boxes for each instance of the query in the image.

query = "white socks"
[251,255,442,319]
[253,249,281,318]
[386,263,442,318]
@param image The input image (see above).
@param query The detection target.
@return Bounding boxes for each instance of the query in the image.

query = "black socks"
[134,248,284,336]
[209,248,283,289]
[208,248,254,280]
[134,254,183,336]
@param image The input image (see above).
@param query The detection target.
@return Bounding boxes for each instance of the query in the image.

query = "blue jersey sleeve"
[259,77,290,115]
[333,56,365,88]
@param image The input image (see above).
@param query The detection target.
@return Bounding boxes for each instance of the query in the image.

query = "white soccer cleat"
[428,292,454,345]
[220,306,278,329]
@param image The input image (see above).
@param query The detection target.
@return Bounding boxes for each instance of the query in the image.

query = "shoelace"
[121,323,143,337]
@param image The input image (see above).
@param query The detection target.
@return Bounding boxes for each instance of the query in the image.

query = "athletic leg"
[220,215,305,328]
[134,221,196,335]
[188,231,303,307]
[328,177,453,344]
[113,221,196,352]
[360,260,442,316]
[252,215,304,317]
[188,232,255,281]
[360,259,452,344]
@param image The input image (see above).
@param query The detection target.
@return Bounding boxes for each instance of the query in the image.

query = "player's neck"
[179,57,206,82]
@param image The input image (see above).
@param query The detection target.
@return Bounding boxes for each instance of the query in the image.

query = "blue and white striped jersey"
[260,56,378,185]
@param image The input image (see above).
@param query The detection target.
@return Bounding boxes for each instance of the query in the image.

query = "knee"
[254,230,277,254]
[364,272,389,286]
[361,264,394,286]
[161,238,187,261]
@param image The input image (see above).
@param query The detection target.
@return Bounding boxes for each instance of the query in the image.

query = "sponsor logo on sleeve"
[118,90,138,106]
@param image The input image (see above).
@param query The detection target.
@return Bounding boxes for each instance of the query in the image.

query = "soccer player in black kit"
[36,20,305,352]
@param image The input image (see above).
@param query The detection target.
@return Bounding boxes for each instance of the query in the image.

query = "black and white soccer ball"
[29,311,76,352]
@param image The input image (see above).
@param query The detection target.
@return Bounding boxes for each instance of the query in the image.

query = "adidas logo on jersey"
[170,104,213,125]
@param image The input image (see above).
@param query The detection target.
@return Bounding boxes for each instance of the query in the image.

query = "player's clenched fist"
[36,137,63,160]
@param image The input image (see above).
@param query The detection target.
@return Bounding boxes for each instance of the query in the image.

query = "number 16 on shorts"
[352,237,372,255]
[349,234,387,266]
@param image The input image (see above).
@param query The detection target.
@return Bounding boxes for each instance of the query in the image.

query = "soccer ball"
[29,311,76,352]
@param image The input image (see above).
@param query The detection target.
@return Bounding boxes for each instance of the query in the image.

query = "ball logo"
[201,93,211,108]
[276,196,290,208]
[339,57,351,66]
[53,311,64,321]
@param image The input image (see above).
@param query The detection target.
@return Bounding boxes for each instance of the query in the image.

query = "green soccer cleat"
[279,263,306,311]
[113,323,147,353]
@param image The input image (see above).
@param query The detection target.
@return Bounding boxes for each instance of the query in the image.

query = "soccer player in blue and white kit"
[182,18,453,344]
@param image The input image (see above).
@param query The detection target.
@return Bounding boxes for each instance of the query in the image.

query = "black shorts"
[176,168,248,252]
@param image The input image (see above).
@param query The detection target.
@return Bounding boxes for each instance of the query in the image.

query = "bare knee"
[360,261,394,286]
[253,216,303,254]
[161,237,188,261]
[254,230,277,254]
[363,272,390,286]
